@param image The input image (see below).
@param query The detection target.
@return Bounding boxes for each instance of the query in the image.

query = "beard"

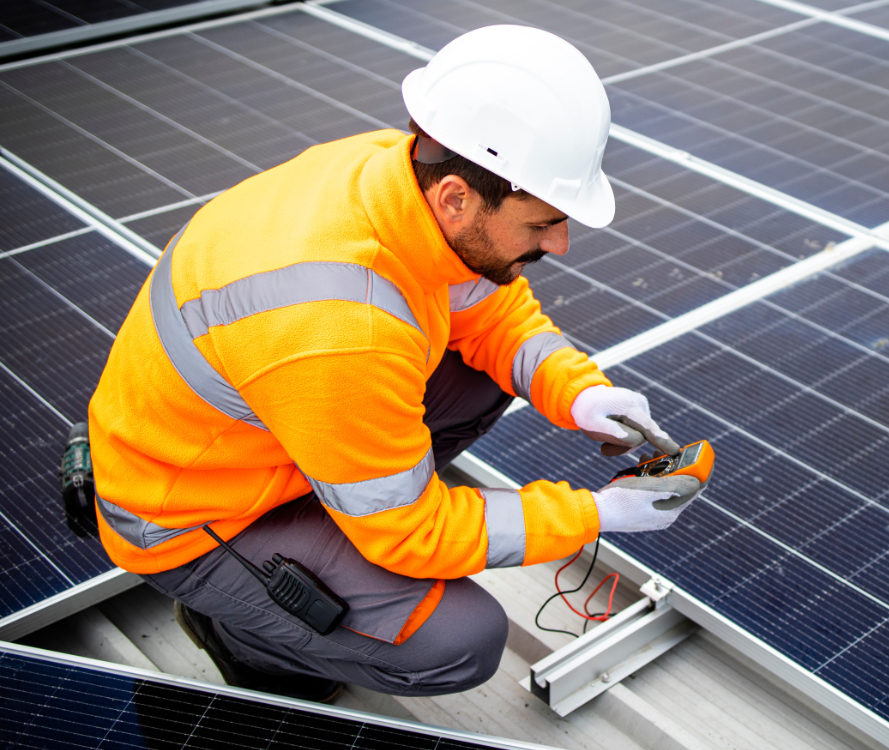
[451,215,547,286]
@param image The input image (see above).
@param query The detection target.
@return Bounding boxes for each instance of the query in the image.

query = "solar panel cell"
[13,233,150,333]
[0,170,85,248]
[0,261,112,420]
[0,647,529,749]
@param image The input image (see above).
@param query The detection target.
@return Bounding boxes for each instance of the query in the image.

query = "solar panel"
[0,0,205,40]
[0,1,284,61]
[0,642,555,750]
[330,1,889,230]
[330,0,805,78]
[529,139,848,353]
[471,249,889,725]
[852,5,889,29]
[0,164,152,635]
[1,1,887,743]
[608,21,889,227]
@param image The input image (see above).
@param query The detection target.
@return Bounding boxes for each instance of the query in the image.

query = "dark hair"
[408,119,528,211]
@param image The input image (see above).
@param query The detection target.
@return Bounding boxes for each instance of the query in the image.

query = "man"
[88,25,703,701]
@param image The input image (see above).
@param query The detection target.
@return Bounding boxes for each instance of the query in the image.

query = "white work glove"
[594,475,702,533]
[571,385,680,457]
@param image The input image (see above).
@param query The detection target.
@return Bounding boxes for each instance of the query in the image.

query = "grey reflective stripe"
[180,262,425,340]
[307,447,435,517]
[449,278,500,312]
[481,488,526,568]
[151,232,428,429]
[96,493,205,549]
[150,228,268,429]
[511,331,572,401]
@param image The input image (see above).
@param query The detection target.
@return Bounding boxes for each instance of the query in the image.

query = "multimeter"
[611,439,715,484]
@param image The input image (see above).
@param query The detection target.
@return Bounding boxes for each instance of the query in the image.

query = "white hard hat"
[402,25,615,228]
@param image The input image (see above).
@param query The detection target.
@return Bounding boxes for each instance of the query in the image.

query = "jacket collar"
[359,132,480,290]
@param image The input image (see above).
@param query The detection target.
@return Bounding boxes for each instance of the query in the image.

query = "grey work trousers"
[144,350,513,696]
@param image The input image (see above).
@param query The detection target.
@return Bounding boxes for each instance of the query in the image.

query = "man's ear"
[424,175,479,233]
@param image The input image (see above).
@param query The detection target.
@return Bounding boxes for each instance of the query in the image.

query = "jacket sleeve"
[448,275,610,428]
[236,308,602,580]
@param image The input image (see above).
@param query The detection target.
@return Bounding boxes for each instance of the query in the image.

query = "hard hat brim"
[566,169,616,229]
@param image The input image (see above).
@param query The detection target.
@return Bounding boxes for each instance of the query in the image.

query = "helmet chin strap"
[412,133,457,164]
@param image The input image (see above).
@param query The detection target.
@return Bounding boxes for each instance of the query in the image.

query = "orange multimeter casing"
[612,439,715,484]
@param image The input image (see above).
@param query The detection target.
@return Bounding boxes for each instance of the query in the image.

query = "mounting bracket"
[522,576,696,716]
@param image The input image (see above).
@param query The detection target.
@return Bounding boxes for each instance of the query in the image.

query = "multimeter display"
[612,439,715,484]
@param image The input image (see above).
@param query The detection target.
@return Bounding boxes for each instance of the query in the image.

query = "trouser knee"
[401,578,509,695]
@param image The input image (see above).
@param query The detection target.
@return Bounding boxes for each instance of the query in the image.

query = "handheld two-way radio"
[202,525,348,635]
[611,439,715,484]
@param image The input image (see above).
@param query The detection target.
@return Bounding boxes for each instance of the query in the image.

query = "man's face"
[451,194,570,286]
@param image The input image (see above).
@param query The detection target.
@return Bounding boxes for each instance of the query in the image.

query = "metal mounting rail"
[522,577,696,716]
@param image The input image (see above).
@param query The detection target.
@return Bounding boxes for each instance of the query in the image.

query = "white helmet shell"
[402,25,615,228]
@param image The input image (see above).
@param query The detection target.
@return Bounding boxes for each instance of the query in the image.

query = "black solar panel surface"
[472,249,889,720]
[334,0,889,229]
[332,0,804,76]
[0,646,517,749]
[0,170,150,621]
[0,1,241,44]
[853,6,889,28]
[0,0,887,739]
[609,23,889,226]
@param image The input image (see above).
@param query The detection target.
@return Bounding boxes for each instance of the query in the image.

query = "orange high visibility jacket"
[89,130,611,580]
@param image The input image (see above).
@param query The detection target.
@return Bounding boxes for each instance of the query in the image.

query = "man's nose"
[540,221,570,255]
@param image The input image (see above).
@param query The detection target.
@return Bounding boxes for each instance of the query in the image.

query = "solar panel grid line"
[607,29,889,223]
[0,226,92,260]
[116,42,318,156]
[521,226,871,377]
[610,124,889,249]
[263,6,432,79]
[0,358,71,426]
[191,28,393,131]
[59,57,266,176]
[0,0,285,53]
[2,21,420,238]
[0,76,200,201]
[755,0,889,41]
[822,615,889,683]
[602,16,818,85]
[297,0,436,61]
[583,210,791,300]
[608,352,886,523]
[6,253,119,338]
[635,341,886,498]
[619,48,889,161]
[0,1,308,71]
[304,2,889,247]
[357,0,793,57]
[115,190,216,223]
[0,643,564,750]
[1,151,160,262]
[611,96,885,221]
[604,173,845,273]
[654,578,889,741]
[692,491,889,614]
[0,508,76,588]
[311,0,794,78]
